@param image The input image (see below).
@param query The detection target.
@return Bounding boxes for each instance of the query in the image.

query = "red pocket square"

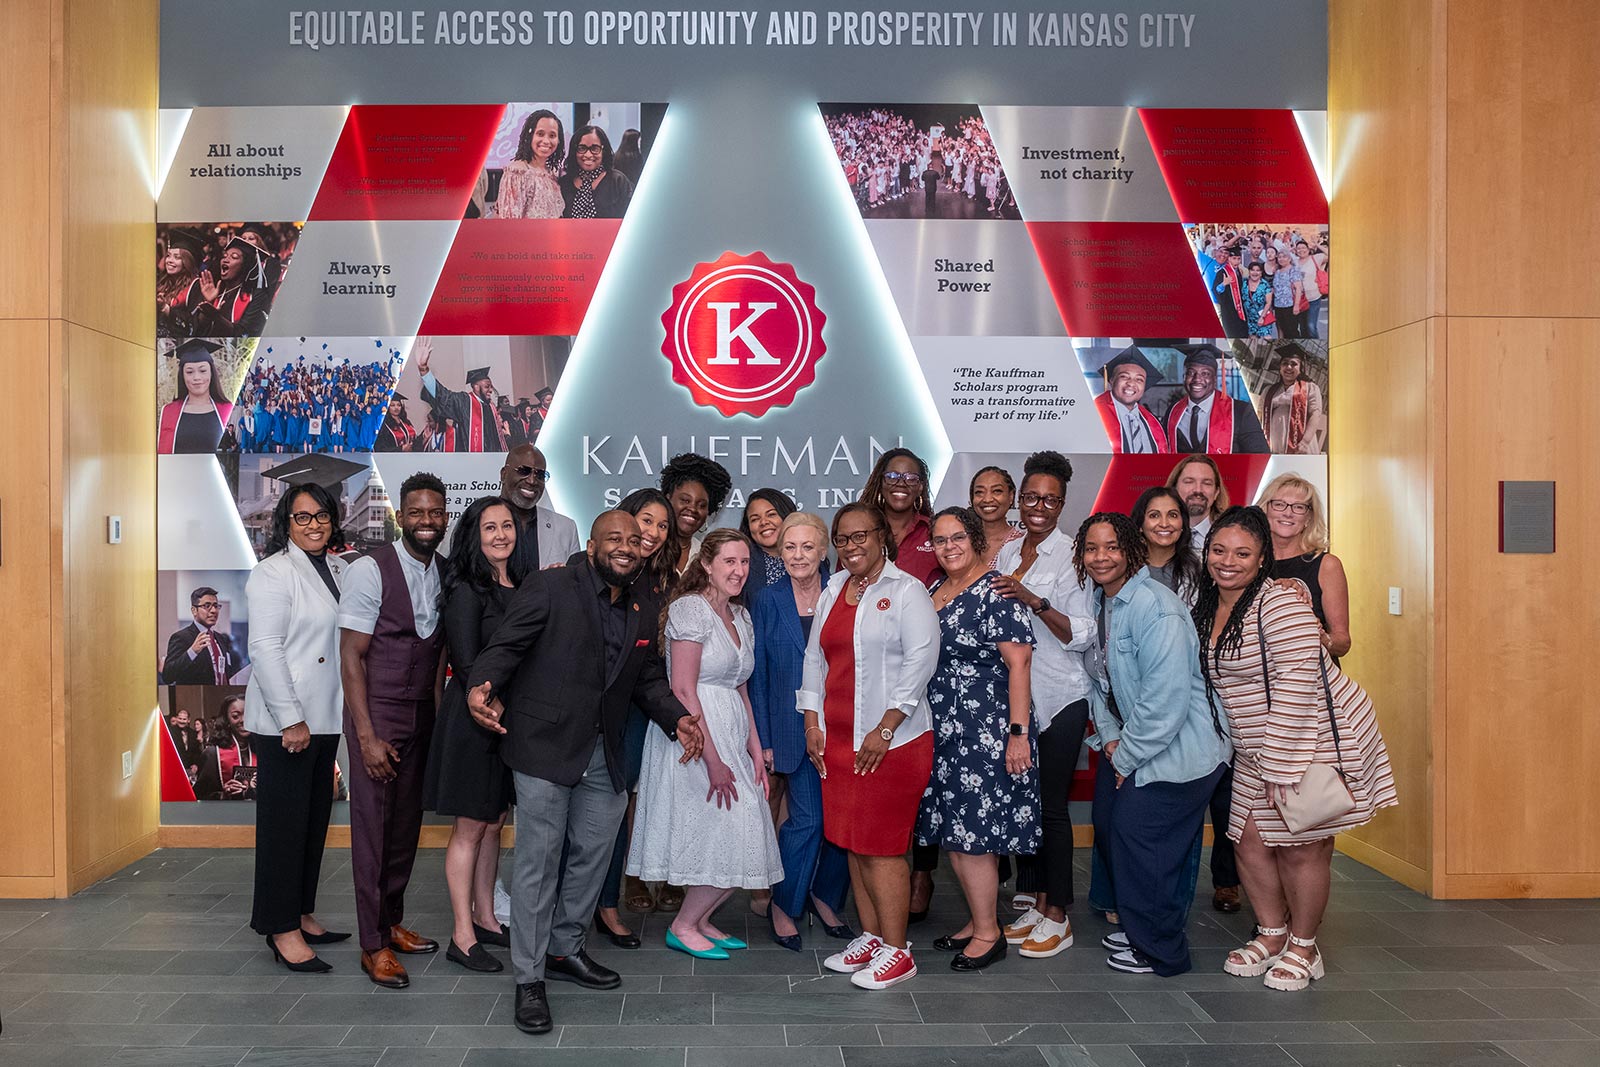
[635,638,650,647]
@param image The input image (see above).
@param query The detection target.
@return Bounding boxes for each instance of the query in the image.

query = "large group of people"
[240,435,1394,1035]
[233,354,401,454]
[1191,224,1331,340]
[825,108,1016,217]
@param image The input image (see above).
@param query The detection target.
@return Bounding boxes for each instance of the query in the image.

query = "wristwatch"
[878,725,895,742]
[1009,722,1025,737]
[1032,597,1051,616]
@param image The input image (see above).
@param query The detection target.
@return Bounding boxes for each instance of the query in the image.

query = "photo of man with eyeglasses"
[163,585,241,685]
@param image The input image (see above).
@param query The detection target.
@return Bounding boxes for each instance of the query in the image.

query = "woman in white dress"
[629,528,785,960]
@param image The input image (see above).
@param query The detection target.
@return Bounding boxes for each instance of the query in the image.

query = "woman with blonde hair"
[628,528,784,959]
[1258,473,1350,659]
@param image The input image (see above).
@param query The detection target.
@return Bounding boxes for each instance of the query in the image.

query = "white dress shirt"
[796,561,941,751]
[337,543,441,638]
[1181,393,1215,449]
[1190,515,1213,555]
[994,530,1097,730]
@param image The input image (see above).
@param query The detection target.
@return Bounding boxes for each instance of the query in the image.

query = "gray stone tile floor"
[1,848,1597,1065]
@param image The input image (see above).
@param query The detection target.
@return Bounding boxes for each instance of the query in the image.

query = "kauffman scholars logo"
[661,251,826,417]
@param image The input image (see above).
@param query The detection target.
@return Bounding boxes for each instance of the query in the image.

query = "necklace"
[849,564,884,603]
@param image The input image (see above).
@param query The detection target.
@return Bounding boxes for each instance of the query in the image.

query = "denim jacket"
[1084,566,1232,786]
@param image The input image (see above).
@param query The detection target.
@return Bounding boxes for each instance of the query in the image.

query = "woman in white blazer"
[796,502,939,991]
[246,482,350,974]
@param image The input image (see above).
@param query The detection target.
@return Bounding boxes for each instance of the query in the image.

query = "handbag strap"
[1257,592,1346,773]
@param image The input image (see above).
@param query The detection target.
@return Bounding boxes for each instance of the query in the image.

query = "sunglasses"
[512,466,551,480]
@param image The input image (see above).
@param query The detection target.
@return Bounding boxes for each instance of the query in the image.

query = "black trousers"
[251,732,339,936]
[1208,765,1239,889]
[1016,700,1090,906]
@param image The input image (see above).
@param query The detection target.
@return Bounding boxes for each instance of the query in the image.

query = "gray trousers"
[511,739,628,983]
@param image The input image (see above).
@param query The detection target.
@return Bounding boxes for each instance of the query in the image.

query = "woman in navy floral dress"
[916,507,1039,972]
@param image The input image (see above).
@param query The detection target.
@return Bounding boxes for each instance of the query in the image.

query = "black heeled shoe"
[267,934,332,973]
[805,898,856,941]
[593,909,641,950]
[768,907,802,953]
[301,928,352,945]
[932,933,972,953]
[951,934,1007,972]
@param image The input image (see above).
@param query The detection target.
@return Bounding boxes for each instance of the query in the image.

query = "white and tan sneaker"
[1019,916,1074,958]
[1003,906,1044,945]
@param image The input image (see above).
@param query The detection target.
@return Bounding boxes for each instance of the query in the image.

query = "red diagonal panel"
[1026,221,1224,338]
[308,104,507,221]
[159,714,199,802]
[1137,109,1328,222]
[418,219,623,336]
[1090,453,1274,516]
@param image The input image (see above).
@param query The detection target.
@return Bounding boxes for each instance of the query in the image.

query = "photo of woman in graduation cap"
[157,228,205,339]
[180,225,286,339]
[159,339,236,455]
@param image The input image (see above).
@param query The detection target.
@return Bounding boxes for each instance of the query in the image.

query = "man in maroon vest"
[339,472,449,988]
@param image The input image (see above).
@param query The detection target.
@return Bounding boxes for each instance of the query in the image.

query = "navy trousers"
[1093,757,1225,977]
[770,754,850,919]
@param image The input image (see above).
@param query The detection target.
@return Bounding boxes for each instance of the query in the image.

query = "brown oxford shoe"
[1213,886,1243,913]
[389,924,440,954]
[361,947,410,988]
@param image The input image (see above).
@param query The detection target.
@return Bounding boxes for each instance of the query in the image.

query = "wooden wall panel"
[63,320,159,888]
[0,320,63,884]
[1327,319,1438,889]
[0,0,54,319]
[1442,317,1600,885]
[1444,0,1600,319]
[1327,0,1445,344]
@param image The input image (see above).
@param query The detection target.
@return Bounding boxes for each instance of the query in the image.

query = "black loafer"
[473,921,511,948]
[446,939,503,973]
[951,936,1007,972]
[545,950,621,990]
[514,980,552,1034]
[933,933,972,953]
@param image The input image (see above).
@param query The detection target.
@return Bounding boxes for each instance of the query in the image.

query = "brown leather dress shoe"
[1213,886,1243,913]
[388,925,440,954]
[361,947,410,988]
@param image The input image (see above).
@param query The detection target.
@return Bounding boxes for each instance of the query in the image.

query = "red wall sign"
[661,251,826,417]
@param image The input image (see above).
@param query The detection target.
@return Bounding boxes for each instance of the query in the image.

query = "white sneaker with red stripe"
[824,932,884,974]
[850,943,917,989]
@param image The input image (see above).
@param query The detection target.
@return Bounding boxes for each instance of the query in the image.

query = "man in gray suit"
[467,510,702,1035]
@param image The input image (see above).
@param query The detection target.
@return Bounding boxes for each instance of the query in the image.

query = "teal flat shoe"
[666,928,730,960]
[711,936,748,951]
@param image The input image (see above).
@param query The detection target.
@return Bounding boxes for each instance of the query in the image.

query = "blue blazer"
[749,574,812,775]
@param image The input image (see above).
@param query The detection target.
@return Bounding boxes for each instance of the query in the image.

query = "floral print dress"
[915,571,1041,855]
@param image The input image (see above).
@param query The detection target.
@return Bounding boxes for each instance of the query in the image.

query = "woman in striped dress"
[1195,507,1397,992]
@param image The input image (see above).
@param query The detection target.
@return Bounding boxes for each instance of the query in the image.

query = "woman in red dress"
[796,502,940,990]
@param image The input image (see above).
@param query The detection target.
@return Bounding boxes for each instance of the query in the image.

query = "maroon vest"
[369,543,446,703]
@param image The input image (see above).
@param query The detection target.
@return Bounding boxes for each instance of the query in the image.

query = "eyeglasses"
[1266,499,1311,516]
[831,530,877,548]
[291,510,333,527]
[513,466,551,480]
[930,532,970,547]
[1019,492,1064,510]
[194,601,220,611]
[574,143,604,155]
[883,471,923,487]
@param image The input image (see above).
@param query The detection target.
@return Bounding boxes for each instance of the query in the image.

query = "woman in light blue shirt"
[1077,512,1231,977]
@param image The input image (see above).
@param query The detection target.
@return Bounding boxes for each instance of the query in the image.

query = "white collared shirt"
[796,560,940,751]
[338,543,441,638]
[1190,515,1213,555]
[995,529,1097,729]
[1183,393,1215,448]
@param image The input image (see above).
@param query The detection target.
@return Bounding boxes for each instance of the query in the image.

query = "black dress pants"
[251,732,339,936]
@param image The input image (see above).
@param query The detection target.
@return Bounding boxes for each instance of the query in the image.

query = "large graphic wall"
[154,1,1330,808]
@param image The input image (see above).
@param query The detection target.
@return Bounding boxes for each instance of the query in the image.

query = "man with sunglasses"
[501,443,581,574]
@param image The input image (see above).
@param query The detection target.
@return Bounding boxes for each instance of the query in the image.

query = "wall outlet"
[121,751,134,779]
[1388,587,1403,616]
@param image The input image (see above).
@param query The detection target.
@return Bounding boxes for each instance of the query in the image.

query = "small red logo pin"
[877,598,891,611]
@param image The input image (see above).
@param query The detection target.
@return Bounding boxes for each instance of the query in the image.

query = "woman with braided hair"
[1076,512,1231,977]
[1195,506,1396,992]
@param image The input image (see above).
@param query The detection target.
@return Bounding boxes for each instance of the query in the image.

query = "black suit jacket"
[163,623,237,685]
[467,558,686,789]
[1169,398,1271,455]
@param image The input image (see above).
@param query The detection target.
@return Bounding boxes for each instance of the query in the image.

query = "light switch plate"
[107,516,123,544]
[121,751,134,779]
[1388,587,1402,616]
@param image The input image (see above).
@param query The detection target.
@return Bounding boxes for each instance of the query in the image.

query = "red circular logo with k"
[661,251,826,417]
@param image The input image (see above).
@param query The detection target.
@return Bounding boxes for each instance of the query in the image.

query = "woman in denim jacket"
[1077,512,1232,977]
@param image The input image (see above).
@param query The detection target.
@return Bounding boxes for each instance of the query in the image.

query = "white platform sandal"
[1263,934,1325,991]
[1222,923,1289,977]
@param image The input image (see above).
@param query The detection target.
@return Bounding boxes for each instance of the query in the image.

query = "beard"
[592,553,638,588]
[401,524,443,558]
